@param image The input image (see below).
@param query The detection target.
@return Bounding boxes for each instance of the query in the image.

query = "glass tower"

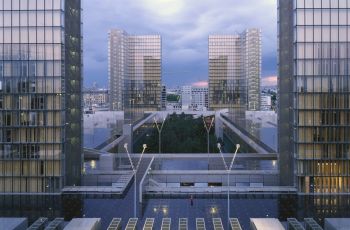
[0,0,82,193]
[208,29,261,113]
[279,0,350,193]
[109,30,161,122]
[108,29,127,111]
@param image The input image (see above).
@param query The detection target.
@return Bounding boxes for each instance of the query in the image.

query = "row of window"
[295,75,350,92]
[296,95,350,109]
[296,26,350,42]
[295,60,350,76]
[296,9,350,26]
[295,42,350,59]
[0,27,63,44]
[0,95,62,110]
[1,128,62,143]
[0,10,62,27]
[297,127,350,142]
[0,177,61,193]
[0,61,62,77]
[295,0,350,9]
[1,111,62,127]
[296,144,350,158]
[0,44,62,60]
[0,0,63,11]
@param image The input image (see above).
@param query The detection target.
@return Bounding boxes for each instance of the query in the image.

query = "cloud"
[261,76,277,86]
[192,81,208,87]
[83,0,277,87]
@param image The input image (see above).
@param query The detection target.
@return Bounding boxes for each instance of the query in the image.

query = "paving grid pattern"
[213,218,224,230]
[44,218,64,230]
[27,217,48,230]
[196,218,206,230]
[125,218,138,230]
[161,218,171,230]
[179,218,188,230]
[229,218,242,230]
[107,218,122,230]
[287,218,305,230]
[143,218,154,230]
[304,218,323,230]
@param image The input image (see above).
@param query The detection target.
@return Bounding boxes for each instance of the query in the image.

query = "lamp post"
[203,116,215,169]
[124,143,147,217]
[217,143,240,228]
[154,114,167,154]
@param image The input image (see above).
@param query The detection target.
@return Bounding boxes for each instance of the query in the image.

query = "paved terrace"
[1,216,334,230]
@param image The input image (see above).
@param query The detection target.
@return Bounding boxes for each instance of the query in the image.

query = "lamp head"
[236,144,240,150]
[124,143,128,149]
[143,144,147,149]
[217,143,221,149]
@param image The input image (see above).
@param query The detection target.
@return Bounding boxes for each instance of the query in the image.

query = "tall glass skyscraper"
[108,29,127,111]
[0,0,82,193]
[109,29,161,122]
[279,0,350,193]
[208,29,261,112]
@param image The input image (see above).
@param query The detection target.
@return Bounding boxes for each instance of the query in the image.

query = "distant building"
[260,95,272,111]
[161,85,167,110]
[191,87,208,111]
[83,88,109,108]
[180,86,208,111]
[209,29,261,112]
[0,0,82,193]
[108,29,161,121]
[181,86,192,110]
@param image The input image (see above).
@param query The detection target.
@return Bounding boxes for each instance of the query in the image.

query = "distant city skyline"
[83,0,277,87]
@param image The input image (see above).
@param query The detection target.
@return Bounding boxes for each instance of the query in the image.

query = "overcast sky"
[83,0,277,88]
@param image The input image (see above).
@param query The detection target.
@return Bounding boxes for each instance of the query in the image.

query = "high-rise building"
[208,29,261,112]
[108,30,127,111]
[278,0,350,193]
[108,30,161,121]
[242,29,262,111]
[0,0,82,193]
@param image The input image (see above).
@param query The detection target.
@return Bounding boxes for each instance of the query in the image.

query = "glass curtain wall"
[0,0,82,193]
[294,0,350,193]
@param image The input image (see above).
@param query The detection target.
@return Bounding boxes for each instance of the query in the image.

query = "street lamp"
[154,114,167,154]
[217,142,240,228]
[124,143,147,217]
[203,116,215,169]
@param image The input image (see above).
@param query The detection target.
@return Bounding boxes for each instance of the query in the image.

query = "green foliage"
[135,113,218,153]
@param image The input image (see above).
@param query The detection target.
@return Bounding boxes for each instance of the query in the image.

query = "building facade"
[0,0,83,193]
[181,85,192,110]
[108,30,161,122]
[260,95,272,111]
[83,88,108,108]
[279,0,350,193]
[209,30,261,112]
[191,87,208,111]
[242,29,262,111]
[161,85,166,110]
[108,30,127,111]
